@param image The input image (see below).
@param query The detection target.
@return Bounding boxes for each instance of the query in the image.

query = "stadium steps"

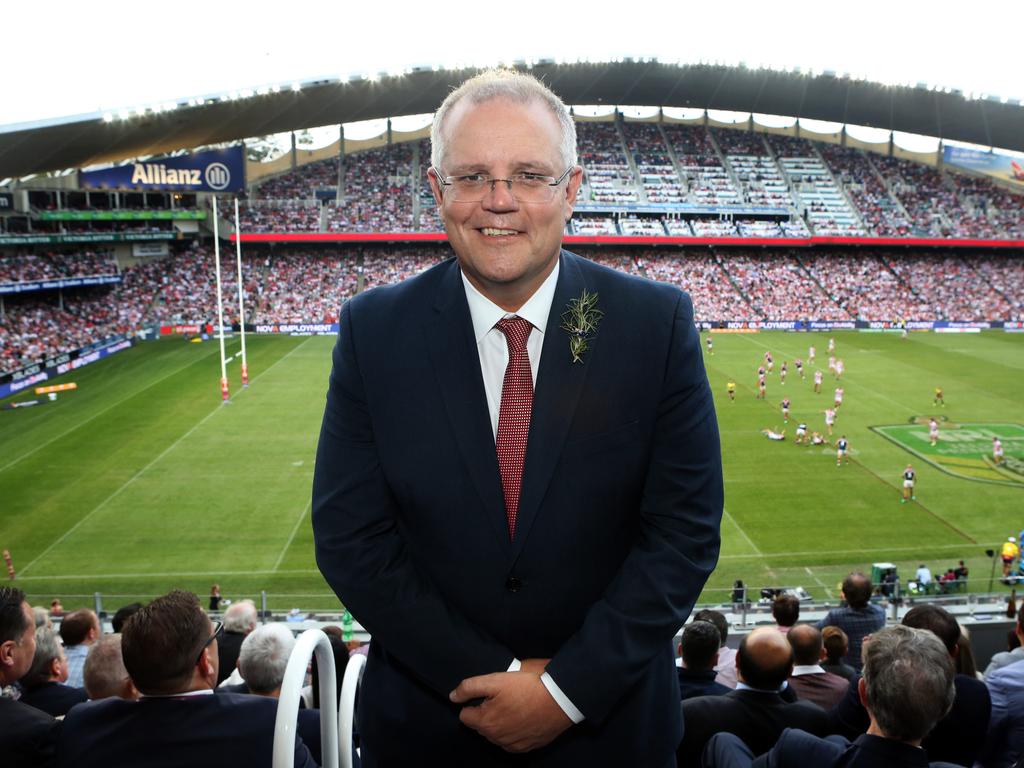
[792,252,855,318]
[706,131,745,201]
[614,119,646,204]
[864,151,914,223]
[657,123,691,198]
[712,251,765,319]
[811,143,868,233]
[962,255,1016,308]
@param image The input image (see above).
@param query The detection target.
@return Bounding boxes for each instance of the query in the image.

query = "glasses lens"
[449,177,557,203]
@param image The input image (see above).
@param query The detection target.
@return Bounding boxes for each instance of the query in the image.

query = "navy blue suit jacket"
[312,251,723,765]
[56,692,316,768]
[751,729,963,768]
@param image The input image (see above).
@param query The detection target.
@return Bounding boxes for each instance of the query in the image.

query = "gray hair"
[862,625,955,742]
[238,623,296,695]
[222,599,258,634]
[33,606,51,629]
[22,626,63,688]
[83,634,131,700]
[430,69,578,172]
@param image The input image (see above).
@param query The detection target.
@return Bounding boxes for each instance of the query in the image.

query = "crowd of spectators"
[3,244,1024,374]
[0,251,118,285]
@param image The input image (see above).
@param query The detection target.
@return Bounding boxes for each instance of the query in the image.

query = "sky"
[4,0,1022,141]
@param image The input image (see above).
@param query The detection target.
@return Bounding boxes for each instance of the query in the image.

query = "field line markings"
[722,507,761,556]
[274,499,311,571]
[18,337,314,577]
[804,566,834,598]
[0,343,232,475]
[718,541,988,560]
[16,569,323,581]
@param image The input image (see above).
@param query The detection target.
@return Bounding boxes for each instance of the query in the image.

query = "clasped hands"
[449,658,573,753]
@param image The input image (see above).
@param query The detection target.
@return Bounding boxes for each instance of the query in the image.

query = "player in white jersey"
[828,337,835,354]
[824,408,836,436]
[994,437,1004,464]
[761,428,786,441]
[795,422,808,444]
[834,387,844,409]
[808,345,816,364]
[902,464,916,503]
[813,370,823,394]
[835,359,844,380]
[811,431,828,446]
[929,417,939,446]
[836,435,849,467]
[828,355,836,373]
[706,335,714,355]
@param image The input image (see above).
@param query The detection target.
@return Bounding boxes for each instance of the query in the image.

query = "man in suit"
[312,69,723,766]
[703,626,962,768]
[785,625,848,711]
[678,620,731,701]
[57,590,315,768]
[17,625,88,717]
[828,604,991,767]
[677,627,829,765]
[0,587,62,768]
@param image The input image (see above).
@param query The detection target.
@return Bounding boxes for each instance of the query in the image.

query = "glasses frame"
[432,166,575,203]
[195,619,223,666]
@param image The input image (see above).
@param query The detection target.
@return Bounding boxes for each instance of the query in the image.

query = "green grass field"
[1,329,1021,612]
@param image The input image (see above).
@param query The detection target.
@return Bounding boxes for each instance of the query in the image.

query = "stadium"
[1,14,1023,765]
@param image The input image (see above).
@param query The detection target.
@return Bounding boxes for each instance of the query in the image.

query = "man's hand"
[450,668,572,753]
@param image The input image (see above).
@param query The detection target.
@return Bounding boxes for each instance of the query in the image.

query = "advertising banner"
[943,146,1024,189]
[253,323,338,336]
[0,275,122,296]
[0,337,133,400]
[0,232,178,246]
[38,210,206,221]
[80,146,245,192]
[0,192,13,212]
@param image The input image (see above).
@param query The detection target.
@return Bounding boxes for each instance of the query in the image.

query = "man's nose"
[482,179,519,211]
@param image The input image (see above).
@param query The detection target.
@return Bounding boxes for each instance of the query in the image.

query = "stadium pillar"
[937,141,944,171]
[840,125,847,147]
[290,131,297,170]
[336,125,345,205]
[387,118,392,146]
[888,131,895,157]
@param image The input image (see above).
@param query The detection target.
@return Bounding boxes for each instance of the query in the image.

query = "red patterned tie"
[495,316,534,540]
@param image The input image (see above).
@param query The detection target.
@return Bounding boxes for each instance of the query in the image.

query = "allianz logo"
[129,162,231,190]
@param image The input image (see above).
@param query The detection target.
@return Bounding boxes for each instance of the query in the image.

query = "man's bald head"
[737,626,794,691]
[787,624,825,666]
[842,572,873,608]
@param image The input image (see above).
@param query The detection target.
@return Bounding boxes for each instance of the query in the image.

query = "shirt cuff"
[540,671,585,724]
[507,658,522,672]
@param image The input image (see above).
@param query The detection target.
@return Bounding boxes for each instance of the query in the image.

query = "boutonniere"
[559,289,603,364]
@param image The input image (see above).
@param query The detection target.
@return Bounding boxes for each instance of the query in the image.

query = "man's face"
[429,97,582,310]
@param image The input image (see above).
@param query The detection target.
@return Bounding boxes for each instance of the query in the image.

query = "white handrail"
[273,628,339,768]
[338,652,366,768]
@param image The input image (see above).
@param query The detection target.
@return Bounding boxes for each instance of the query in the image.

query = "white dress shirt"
[460,261,585,724]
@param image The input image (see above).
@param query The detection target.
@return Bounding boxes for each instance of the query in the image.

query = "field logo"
[205,163,231,191]
[871,422,1024,487]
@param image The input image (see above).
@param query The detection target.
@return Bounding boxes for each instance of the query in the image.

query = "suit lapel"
[511,252,595,561]
[424,261,510,546]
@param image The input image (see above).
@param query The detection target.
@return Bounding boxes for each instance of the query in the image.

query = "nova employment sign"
[79,146,245,193]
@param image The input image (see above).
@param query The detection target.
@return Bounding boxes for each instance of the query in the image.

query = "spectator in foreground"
[704,625,961,767]
[694,608,738,689]
[829,603,991,766]
[57,589,315,768]
[0,587,61,768]
[978,648,1024,766]
[217,599,258,685]
[677,620,731,701]
[819,626,856,682]
[677,627,829,765]
[785,625,849,711]
[984,609,1024,677]
[58,609,100,689]
[814,572,883,671]
[82,634,137,701]
[17,626,88,717]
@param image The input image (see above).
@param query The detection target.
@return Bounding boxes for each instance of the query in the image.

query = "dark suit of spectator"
[18,681,88,718]
[678,667,730,701]
[216,630,246,686]
[0,697,62,768]
[787,668,848,711]
[705,729,963,768]
[828,673,990,766]
[820,660,856,682]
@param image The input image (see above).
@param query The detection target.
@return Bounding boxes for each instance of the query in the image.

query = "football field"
[1,329,1021,611]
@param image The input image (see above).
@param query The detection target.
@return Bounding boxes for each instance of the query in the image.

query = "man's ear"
[562,166,583,221]
[0,639,15,671]
[426,167,444,207]
[198,646,216,685]
[857,676,868,709]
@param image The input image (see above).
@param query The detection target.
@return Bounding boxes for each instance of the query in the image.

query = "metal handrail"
[339,653,366,768]
[273,628,339,768]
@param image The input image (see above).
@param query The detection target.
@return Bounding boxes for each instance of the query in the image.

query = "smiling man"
[313,69,723,767]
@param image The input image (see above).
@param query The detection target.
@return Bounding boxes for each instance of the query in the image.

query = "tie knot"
[496,316,532,351]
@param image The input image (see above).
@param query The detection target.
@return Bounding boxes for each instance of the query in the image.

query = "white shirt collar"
[791,664,827,676]
[140,688,215,699]
[461,259,560,342]
[736,680,789,693]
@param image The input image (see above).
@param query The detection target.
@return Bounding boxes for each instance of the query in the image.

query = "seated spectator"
[82,634,137,701]
[704,625,961,768]
[772,595,800,634]
[56,590,315,768]
[33,607,52,630]
[58,609,100,689]
[984,609,1024,677]
[17,627,88,717]
[110,603,142,634]
[677,621,731,701]
[828,603,991,766]
[819,627,856,682]
[217,599,258,686]
[785,625,848,711]
[677,627,829,765]
[978,646,1024,766]
[0,587,61,768]
[814,571,883,671]
[694,608,738,689]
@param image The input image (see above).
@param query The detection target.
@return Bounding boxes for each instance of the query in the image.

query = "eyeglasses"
[432,166,575,203]
[195,620,223,666]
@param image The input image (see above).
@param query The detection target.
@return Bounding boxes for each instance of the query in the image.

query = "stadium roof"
[3,60,1024,180]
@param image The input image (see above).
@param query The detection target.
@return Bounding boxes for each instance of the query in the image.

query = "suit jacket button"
[505,577,522,593]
